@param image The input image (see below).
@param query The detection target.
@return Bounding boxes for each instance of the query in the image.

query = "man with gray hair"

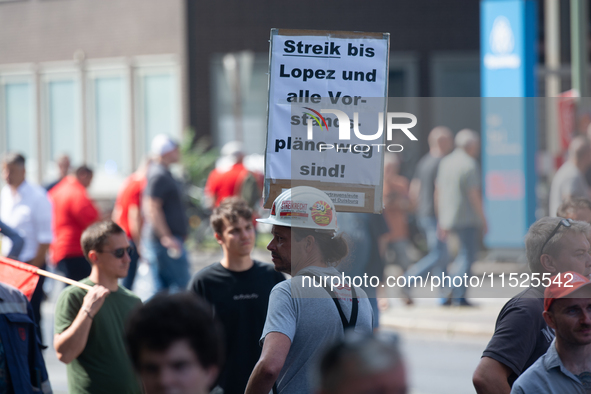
[403,126,453,304]
[317,332,407,394]
[473,216,591,393]
[436,128,487,306]
[549,136,591,217]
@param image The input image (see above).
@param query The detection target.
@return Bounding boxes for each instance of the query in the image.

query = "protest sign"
[264,29,390,213]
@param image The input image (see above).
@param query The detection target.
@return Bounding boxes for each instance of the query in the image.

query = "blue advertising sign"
[481,0,537,248]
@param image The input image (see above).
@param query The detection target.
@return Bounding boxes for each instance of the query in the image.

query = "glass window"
[5,82,34,158]
[47,79,81,165]
[142,73,179,152]
[93,76,128,174]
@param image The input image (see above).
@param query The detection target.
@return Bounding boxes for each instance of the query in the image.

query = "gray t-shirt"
[511,339,590,394]
[145,163,188,238]
[414,153,442,218]
[261,266,373,394]
[549,161,590,217]
[436,148,481,229]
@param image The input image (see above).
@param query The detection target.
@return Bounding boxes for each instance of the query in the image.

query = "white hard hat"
[257,186,337,231]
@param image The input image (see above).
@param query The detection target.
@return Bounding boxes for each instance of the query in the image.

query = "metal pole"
[545,0,561,163]
[571,0,589,97]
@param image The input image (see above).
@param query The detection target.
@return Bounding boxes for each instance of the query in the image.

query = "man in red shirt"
[49,165,100,280]
[205,141,258,208]
[112,160,150,290]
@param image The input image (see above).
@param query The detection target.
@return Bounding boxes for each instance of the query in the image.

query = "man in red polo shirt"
[205,141,260,208]
[49,165,100,280]
[112,159,150,290]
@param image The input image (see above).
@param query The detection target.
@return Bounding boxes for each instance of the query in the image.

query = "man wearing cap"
[473,217,591,393]
[511,271,591,393]
[245,186,373,394]
[143,134,190,292]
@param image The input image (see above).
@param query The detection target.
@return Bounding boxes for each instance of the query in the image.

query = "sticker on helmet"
[279,200,309,218]
[311,200,333,226]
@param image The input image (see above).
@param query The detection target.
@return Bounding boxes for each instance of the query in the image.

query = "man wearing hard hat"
[245,186,374,394]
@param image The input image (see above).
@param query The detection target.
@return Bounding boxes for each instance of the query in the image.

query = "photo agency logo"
[291,106,418,153]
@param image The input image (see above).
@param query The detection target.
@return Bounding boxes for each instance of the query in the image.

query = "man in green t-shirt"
[54,220,142,394]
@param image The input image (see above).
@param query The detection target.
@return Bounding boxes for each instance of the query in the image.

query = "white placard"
[264,29,390,213]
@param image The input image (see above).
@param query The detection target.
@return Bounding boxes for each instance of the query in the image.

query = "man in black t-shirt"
[144,134,190,292]
[189,198,285,394]
[473,217,591,393]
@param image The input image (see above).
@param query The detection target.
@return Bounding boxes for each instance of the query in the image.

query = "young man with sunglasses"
[54,220,142,394]
[473,217,591,394]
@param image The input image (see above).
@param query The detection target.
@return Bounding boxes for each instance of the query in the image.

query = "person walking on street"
[402,126,453,304]
[143,134,190,292]
[436,129,487,306]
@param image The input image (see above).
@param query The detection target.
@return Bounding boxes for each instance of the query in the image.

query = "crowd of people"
[2,128,591,394]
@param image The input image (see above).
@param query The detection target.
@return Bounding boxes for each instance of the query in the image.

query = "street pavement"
[41,248,523,393]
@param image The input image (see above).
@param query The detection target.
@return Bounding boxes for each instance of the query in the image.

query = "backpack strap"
[312,275,358,330]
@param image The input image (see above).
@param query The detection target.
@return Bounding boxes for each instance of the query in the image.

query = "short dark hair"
[292,228,348,265]
[125,292,224,371]
[318,332,403,393]
[3,152,25,167]
[210,197,253,234]
[80,220,125,261]
[75,164,93,177]
[557,198,591,218]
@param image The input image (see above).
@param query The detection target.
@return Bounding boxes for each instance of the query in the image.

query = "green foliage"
[180,128,218,187]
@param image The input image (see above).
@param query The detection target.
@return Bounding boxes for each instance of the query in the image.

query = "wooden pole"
[36,268,93,291]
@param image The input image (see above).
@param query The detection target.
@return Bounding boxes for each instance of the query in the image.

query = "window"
[136,64,180,157]
[44,75,82,167]
[0,74,38,181]
[88,72,130,175]
[210,53,268,154]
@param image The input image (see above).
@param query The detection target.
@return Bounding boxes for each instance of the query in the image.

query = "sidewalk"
[377,260,526,337]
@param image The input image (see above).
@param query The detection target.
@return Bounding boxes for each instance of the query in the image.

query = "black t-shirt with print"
[189,260,285,394]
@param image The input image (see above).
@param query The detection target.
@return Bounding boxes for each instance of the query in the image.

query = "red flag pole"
[0,257,92,291]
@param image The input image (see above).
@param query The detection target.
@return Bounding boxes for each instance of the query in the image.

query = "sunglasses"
[98,246,133,259]
[540,219,572,255]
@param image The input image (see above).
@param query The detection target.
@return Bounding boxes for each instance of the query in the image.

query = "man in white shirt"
[1,152,53,336]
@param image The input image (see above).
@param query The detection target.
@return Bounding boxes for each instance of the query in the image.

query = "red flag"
[0,257,39,300]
